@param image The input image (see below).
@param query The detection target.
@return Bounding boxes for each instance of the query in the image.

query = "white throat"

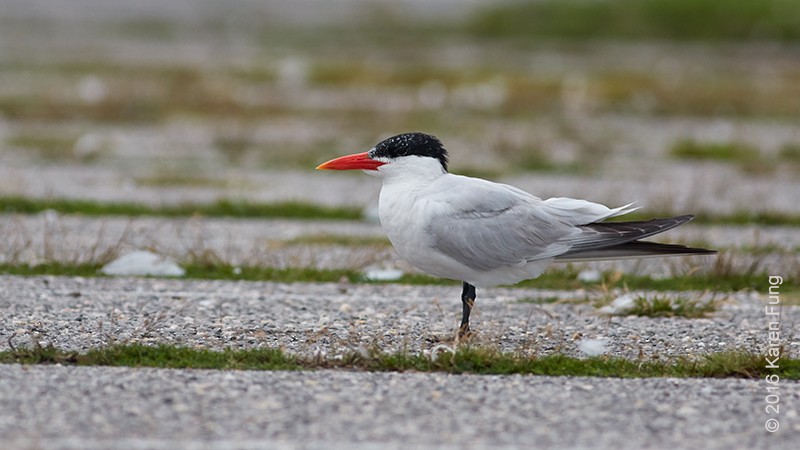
[374,155,446,184]
[376,156,446,257]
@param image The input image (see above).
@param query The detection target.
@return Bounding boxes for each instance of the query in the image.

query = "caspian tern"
[317,132,715,335]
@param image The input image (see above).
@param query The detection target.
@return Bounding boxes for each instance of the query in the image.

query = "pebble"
[1,275,796,360]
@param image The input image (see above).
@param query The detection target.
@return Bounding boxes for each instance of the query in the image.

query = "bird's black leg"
[459,281,477,337]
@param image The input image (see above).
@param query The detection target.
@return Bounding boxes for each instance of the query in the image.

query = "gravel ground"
[1,364,798,450]
[2,275,799,450]
[2,275,797,359]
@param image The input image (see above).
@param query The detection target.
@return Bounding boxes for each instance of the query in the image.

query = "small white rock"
[577,338,610,356]
[362,205,380,224]
[363,268,404,281]
[577,269,601,283]
[40,209,59,223]
[77,75,107,103]
[429,344,455,362]
[100,251,185,277]
[73,132,109,159]
[598,293,636,315]
[275,57,310,88]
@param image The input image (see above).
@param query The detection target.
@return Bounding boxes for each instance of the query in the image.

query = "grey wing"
[426,191,577,272]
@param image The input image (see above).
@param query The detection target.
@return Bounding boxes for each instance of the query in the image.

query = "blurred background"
[1,0,799,218]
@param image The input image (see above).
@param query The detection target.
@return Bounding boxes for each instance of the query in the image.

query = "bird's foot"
[457,324,472,341]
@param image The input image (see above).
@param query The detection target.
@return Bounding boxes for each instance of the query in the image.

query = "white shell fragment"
[598,293,637,315]
[578,338,610,356]
[363,268,404,281]
[101,251,185,277]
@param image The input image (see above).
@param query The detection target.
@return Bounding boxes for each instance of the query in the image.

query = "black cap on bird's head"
[369,133,449,172]
[316,132,448,173]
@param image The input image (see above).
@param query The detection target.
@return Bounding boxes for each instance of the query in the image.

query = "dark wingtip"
[664,214,694,225]
[631,241,717,255]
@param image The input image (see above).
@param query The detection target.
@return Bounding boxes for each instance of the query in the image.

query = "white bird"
[317,132,715,335]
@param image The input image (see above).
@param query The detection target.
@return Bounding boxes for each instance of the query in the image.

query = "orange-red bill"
[316,152,386,171]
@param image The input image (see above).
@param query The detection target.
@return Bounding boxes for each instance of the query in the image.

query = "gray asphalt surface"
[2,364,798,450]
[1,274,799,449]
[3,275,797,359]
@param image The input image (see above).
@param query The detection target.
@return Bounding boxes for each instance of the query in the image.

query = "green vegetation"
[3,195,800,226]
[470,0,800,41]
[3,58,800,129]
[668,139,777,174]
[779,143,800,162]
[0,262,358,284]
[183,265,358,284]
[134,173,230,188]
[1,344,797,379]
[492,141,585,174]
[515,268,785,294]
[623,294,719,318]
[0,262,101,278]
[670,139,760,162]
[3,343,300,371]
[0,262,791,295]
[7,135,79,160]
[285,234,391,247]
[0,196,361,221]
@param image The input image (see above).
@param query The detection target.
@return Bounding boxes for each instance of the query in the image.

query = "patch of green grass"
[134,173,230,188]
[214,135,251,163]
[0,63,290,123]
[624,294,718,318]
[469,0,800,42]
[308,62,492,88]
[101,19,178,40]
[0,262,100,278]
[87,345,300,370]
[4,195,799,226]
[2,343,300,370]
[0,262,791,295]
[259,141,345,170]
[514,269,777,294]
[670,139,761,162]
[0,196,362,220]
[0,262,371,284]
[182,264,359,284]
[1,344,797,379]
[285,234,391,247]
[779,143,800,162]
[7,135,78,160]
[183,265,787,293]
[491,140,586,174]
